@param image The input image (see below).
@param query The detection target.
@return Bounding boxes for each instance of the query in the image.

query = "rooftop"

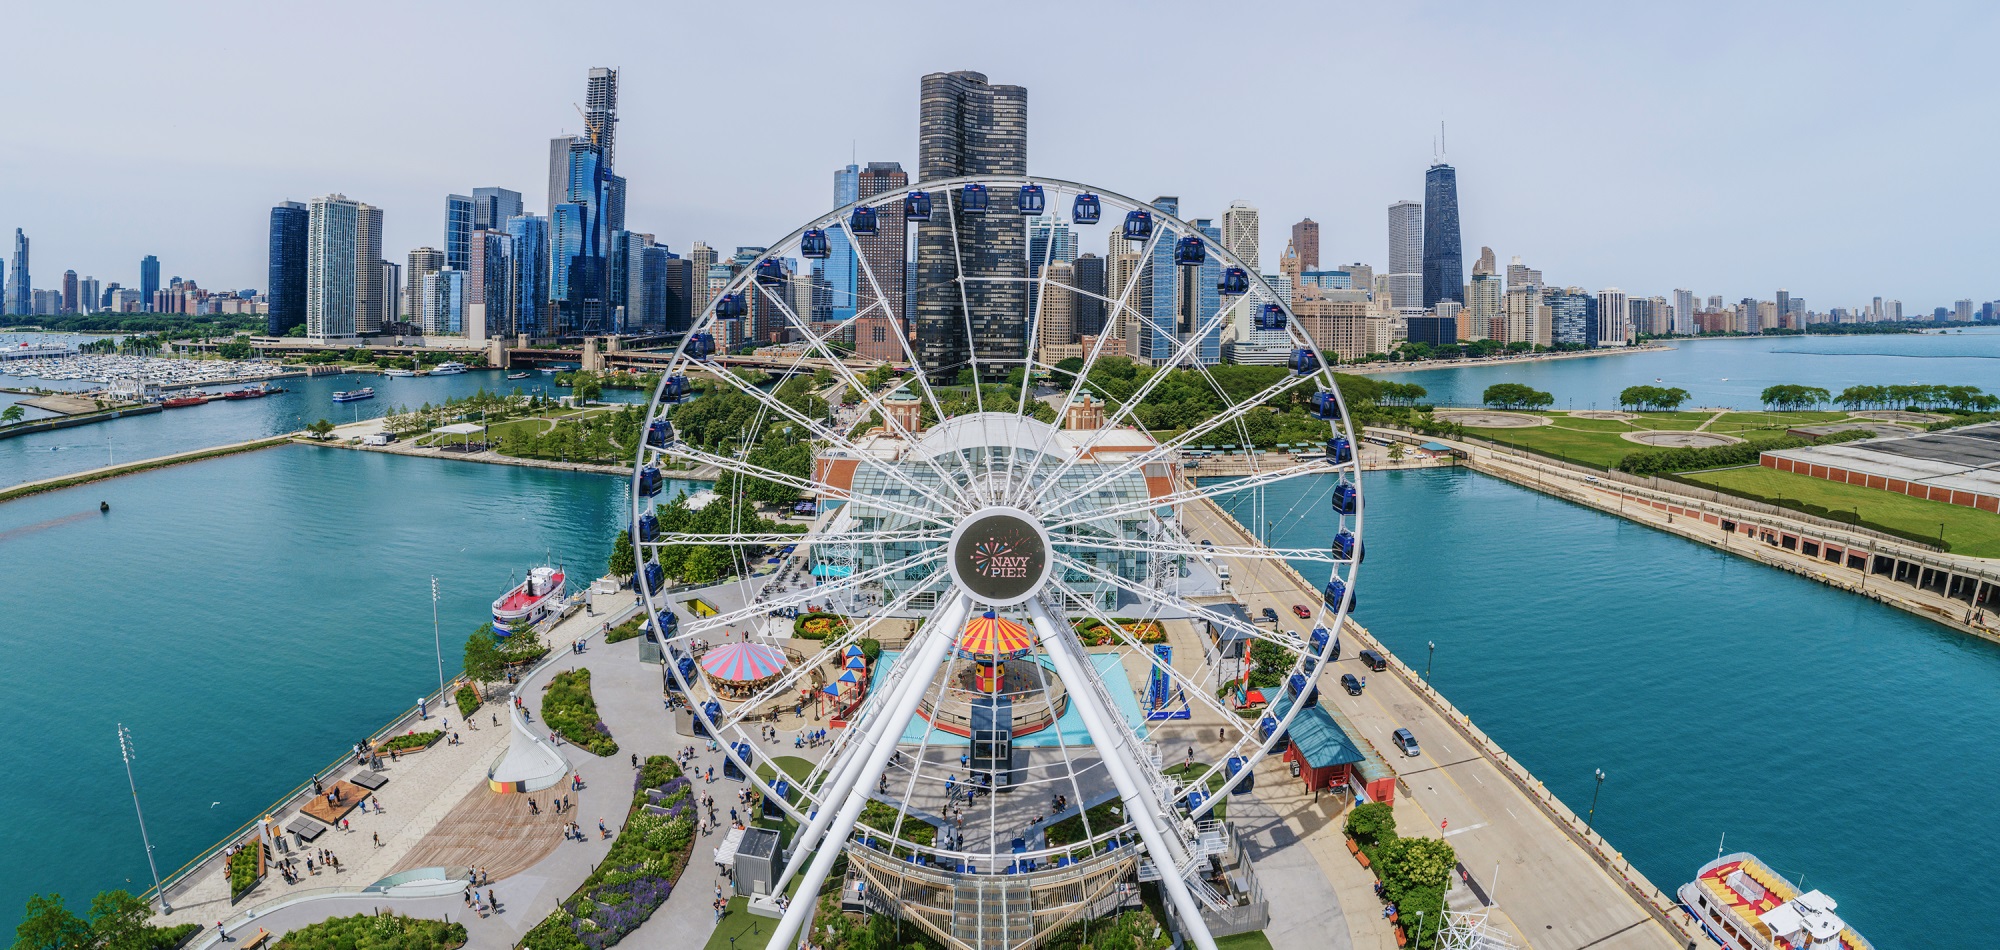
[1763,423,2000,499]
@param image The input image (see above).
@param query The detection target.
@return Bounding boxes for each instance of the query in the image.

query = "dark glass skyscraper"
[8,229,29,317]
[1420,163,1462,310]
[267,201,309,335]
[914,70,1027,381]
[139,255,160,312]
[1070,253,1106,336]
[445,195,474,271]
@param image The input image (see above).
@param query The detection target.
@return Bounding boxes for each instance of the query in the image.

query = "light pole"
[1586,768,1606,837]
[118,725,168,913]
[431,576,446,711]
[1425,641,1435,681]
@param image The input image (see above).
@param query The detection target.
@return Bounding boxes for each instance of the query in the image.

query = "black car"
[1358,649,1387,671]
[1340,673,1363,695]
[1260,607,1280,624]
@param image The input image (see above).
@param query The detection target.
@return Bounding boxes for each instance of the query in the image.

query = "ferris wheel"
[631,176,1362,950]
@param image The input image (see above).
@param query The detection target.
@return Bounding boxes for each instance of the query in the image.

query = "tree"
[571,373,603,403]
[0,404,24,425]
[308,419,335,439]
[607,529,636,581]
[1760,384,1830,411]
[463,625,503,682]
[217,336,253,360]
[1482,383,1554,410]
[12,894,90,950]
[88,890,154,950]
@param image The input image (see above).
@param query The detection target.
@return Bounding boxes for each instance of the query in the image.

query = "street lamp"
[1425,641,1435,681]
[431,577,446,712]
[1586,768,1606,837]
[118,725,169,913]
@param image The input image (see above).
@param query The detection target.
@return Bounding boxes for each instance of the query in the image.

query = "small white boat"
[492,565,565,636]
[383,368,415,378]
[428,361,468,376]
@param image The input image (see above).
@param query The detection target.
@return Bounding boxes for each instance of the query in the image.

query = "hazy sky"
[4,0,1996,310]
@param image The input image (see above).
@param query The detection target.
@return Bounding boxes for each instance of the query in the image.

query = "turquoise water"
[1218,469,2000,948]
[0,354,647,490]
[871,651,1147,747]
[1375,327,2000,410]
[0,446,651,928]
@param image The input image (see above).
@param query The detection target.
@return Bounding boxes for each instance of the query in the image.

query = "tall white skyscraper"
[1673,289,1695,335]
[1386,200,1422,309]
[1222,201,1260,271]
[1596,287,1629,345]
[306,194,360,339]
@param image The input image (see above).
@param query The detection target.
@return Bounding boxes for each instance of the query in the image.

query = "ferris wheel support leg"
[761,594,971,950]
[1025,599,1220,950]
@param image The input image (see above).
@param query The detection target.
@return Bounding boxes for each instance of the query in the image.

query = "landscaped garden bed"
[520,756,695,950]
[542,668,618,756]
[1073,617,1166,646]
[456,684,482,718]
[227,840,262,901]
[272,911,467,949]
[792,611,850,640]
[604,617,646,643]
[378,730,442,754]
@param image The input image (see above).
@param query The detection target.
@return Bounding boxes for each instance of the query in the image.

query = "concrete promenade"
[1430,429,2000,644]
[1187,497,1696,950]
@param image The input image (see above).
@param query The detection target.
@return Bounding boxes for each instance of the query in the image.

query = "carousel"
[915,610,1069,738]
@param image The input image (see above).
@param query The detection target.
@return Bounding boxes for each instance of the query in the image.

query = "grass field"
[1214,932,1276,950]
[1681,466,2000,557]
[1463,410,1884,469]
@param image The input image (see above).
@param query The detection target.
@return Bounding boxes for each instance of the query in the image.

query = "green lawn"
[1462,423,1642,468]
[1466,411,1880,469]
[1214,932,1276,950]
[1161,762,1228,821]
[1682,466,2000,557]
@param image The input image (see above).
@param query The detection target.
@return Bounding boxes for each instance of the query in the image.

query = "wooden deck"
[392,780,572,880]
[298,781,371,826]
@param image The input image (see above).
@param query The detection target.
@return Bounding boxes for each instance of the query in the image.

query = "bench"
[242,928,272,949]
[350,771,388,791]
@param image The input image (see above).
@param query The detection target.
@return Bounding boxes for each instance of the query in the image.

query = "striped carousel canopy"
[699,642,788,682]
[956,611,1034,660]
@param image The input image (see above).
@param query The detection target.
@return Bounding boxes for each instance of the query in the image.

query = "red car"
[1291,604,1311,619]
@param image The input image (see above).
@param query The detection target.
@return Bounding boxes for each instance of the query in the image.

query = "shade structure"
[838,670,860,684]
[843,645,864,657]
[821,682,842,697]
[955,611,1034,660]
[845,657,866,670]
[699,642,787,682]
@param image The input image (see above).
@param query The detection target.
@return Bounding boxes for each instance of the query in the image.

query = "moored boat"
[331,387,376,403]
[506,371,531,380]
[383,368,416,378]
[492,565,565,637]
[162,395,207,408]
[1679,852,1871,950]
[428,361,468,376]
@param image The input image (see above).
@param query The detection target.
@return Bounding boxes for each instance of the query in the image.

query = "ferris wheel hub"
[947,506,1054,607]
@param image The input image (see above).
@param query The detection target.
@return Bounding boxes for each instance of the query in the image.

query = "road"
[1181,498,1694,950]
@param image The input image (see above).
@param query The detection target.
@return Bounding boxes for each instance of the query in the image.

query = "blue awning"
[811,564,853,578]
[1270,692,1365,769]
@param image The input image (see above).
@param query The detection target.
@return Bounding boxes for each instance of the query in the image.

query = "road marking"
[1395,756,1481,777]
[1442,821,1487,838]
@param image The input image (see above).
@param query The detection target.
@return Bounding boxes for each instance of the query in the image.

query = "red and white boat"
[492,565,565,637]
[1679,852,1871,950]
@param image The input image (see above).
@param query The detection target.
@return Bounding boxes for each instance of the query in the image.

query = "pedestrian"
[488,889,498,909]
[373,832,380,847]
[599,818,609,838]
[632,752,639,768]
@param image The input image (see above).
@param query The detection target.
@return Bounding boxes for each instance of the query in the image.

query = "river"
[1374,326,2000,410]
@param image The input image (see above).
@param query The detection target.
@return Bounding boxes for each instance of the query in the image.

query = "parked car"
[1291,604,1311,619]
[1358,649,1387,671]
[1260,607,1280,624]
[1340,673,1363,695]
[1200,539,1213,547]
[1392,727,1421,757]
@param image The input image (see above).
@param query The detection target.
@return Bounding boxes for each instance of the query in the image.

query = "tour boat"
[162,395,206,408]
[506,371,531,380]
[222,384,277,400]
[492,565,565,637]
[1679,852,1871,950]
[382,368,415,378]
[331,388,376,403]
[428,361,468,376]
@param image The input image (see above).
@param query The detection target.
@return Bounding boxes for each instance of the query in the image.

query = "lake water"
[0,446,688,928]
[1374,327,2000,410]
[1218,469,2000,949]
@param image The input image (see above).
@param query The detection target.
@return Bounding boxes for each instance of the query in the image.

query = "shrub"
[858,638,881,662]
[380,730,441,753]
[542,669,619,756]
[1615,428,1874,477]
[604,617,645,643]
[1345,802,1396,848]
[227,841,261,897]
[271,912,468,950]
[455,684,481,718]
[525,756,694,950]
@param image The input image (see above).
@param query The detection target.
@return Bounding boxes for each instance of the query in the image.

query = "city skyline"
[3,3,1999,310]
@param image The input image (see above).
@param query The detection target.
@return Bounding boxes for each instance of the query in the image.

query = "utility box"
[734,828,781,897]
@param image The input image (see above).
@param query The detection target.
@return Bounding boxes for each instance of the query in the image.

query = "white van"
[1215,564,1231,583]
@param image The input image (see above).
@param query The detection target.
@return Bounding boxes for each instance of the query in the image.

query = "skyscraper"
[137,254,160,313]
[1466,248,1501,342]
[1290,217,1319,272]
[853,163,908,345]
[405,247,443,324]
[1506,256,1542,292]
[1071,252,1107,337]
[914,70,1027,380]
[1386,201,1422,310]
[1420,164,1461,310]
[1129,196,1181,364]
[1597,288,1629,345]
[584,68,619,170]
[355,203,386,334]
[78,278,99,315]
[1673,289,1695,335]
[267,201,309,335]
[305,195,360,339]
[471,187,524,232]
[504,216,549,338]
[1775,289,1791,326]
[687,241,718,319]
[61,270,78,315]
[445,195,474,272]
[827,164,860,323]
[1223,202,1260,271]
[466,229,512,341]
[547,136,578,217]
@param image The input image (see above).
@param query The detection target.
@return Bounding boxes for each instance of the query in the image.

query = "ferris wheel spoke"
[1045,458,1332,532]
[831,215,990,494]
[1054,371,1318,504]
[1051,552,1307,656]
[1046,575,1253,746]
[673,548,945,640]
[1012,224,1167,500]
[641,530,947,549]
[653,439,946,528]
[747,280,976,506]
[1048,533,1339,564]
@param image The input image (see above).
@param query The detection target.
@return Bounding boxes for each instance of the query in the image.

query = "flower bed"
[792,611,850,640]
[1073,618,1167,646]
[272,912,467,949]
[227,840,261,900]
[542,669,619,757]
[379,730,443,753]
[521,756,696,950]
[456,684,482,718]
